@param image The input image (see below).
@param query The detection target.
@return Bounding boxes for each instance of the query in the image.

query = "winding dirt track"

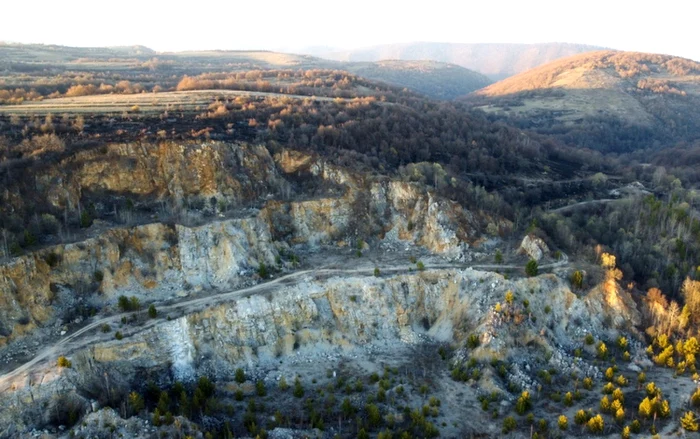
[0,256,568,391]
[548,198,622,214]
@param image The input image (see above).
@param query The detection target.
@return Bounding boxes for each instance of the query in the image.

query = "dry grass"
[0,90,342,115]
[476,50,700,97]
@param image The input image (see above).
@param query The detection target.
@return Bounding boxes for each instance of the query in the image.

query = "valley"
[1,41,700,439]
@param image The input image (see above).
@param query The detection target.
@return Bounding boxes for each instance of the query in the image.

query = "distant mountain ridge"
[313,42,606,80]
[465,50,700,152]
[0,43,489,100]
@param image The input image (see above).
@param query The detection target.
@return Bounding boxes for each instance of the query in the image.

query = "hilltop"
[466,50,700,152]
[347,60,491,100]
[313,42,604,80]
[0,43,488,100]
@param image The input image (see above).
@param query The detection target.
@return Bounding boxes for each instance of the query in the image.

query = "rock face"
[518,234,549,261]
[27,142,284,215]
[262,179,479,258]
[89,270,636,379]
[0,266,641,434]
[0,144,490,344]
[0,217,279,345]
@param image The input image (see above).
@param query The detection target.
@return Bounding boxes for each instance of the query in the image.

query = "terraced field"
[0,90,340,115]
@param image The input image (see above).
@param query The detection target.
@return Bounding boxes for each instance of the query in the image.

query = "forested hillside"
[466,51,700,153]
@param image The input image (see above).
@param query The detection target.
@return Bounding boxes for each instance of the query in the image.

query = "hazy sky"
[2,0,698,61]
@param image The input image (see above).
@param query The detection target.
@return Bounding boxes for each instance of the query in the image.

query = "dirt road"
[0,255,568,391]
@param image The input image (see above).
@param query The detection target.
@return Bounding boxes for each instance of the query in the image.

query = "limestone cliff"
[0,267,642,435]
[0,217,278,345]
[81,269,635,384]
[0,145,490,345]
[33,142,284,213]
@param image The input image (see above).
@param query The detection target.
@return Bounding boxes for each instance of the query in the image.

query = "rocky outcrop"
[0,180,480,345]
[0,217,279,345]
[39,142,284,212]
[82,269,635,383]
[0,142,493,348]
[262,180,479,258]
[518,234,549,261]
[0,265,642,435]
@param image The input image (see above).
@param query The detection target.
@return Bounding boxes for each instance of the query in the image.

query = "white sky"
[1,0,698,61]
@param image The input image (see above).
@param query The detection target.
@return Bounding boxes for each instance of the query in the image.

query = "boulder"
[518,235,549,261]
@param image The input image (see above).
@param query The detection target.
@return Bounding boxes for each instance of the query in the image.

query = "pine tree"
[128,391,144,415]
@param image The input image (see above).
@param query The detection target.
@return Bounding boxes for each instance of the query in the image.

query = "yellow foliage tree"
[681,411,699,431]
[601,253,616,269]
[682,277,700,325]
[638,397,653,419]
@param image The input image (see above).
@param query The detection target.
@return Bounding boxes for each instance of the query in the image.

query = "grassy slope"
[464,50,700,151]
[0,43,489,100]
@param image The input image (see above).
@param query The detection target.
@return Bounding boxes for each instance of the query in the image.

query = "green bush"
[23,229,37,247]
[467,334,480,349]
[571,270,584,288]
[258,262,269,279]
[80,211,93,228]
[563,392,573,406]
[148,304,157,318]
[293,377,304,398]
[525,259,538,277]
[128,391,145,415]
[416,261,425,271]
[502,416,516,433]
[115,331,123,340]
[574,409,590,425]
[515,391,532,415]
[57,356,72,368]
[341,398,355,417]
[235,368,246,383]
[366,403,381,427]
[117,295,141,312]
[630,419,641,433]
[256,380,266,397]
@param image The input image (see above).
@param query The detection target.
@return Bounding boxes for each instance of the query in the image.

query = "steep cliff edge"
[0,217,279,346]
[0,267,642,436]
[0,143,492,346]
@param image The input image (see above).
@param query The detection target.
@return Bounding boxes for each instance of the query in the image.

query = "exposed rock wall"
[262,180,479,257]
[0,217,279,345]
[83,269,638,383]
[0,267,641,435]
[0,143,489,345]
[30,141,284,213]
